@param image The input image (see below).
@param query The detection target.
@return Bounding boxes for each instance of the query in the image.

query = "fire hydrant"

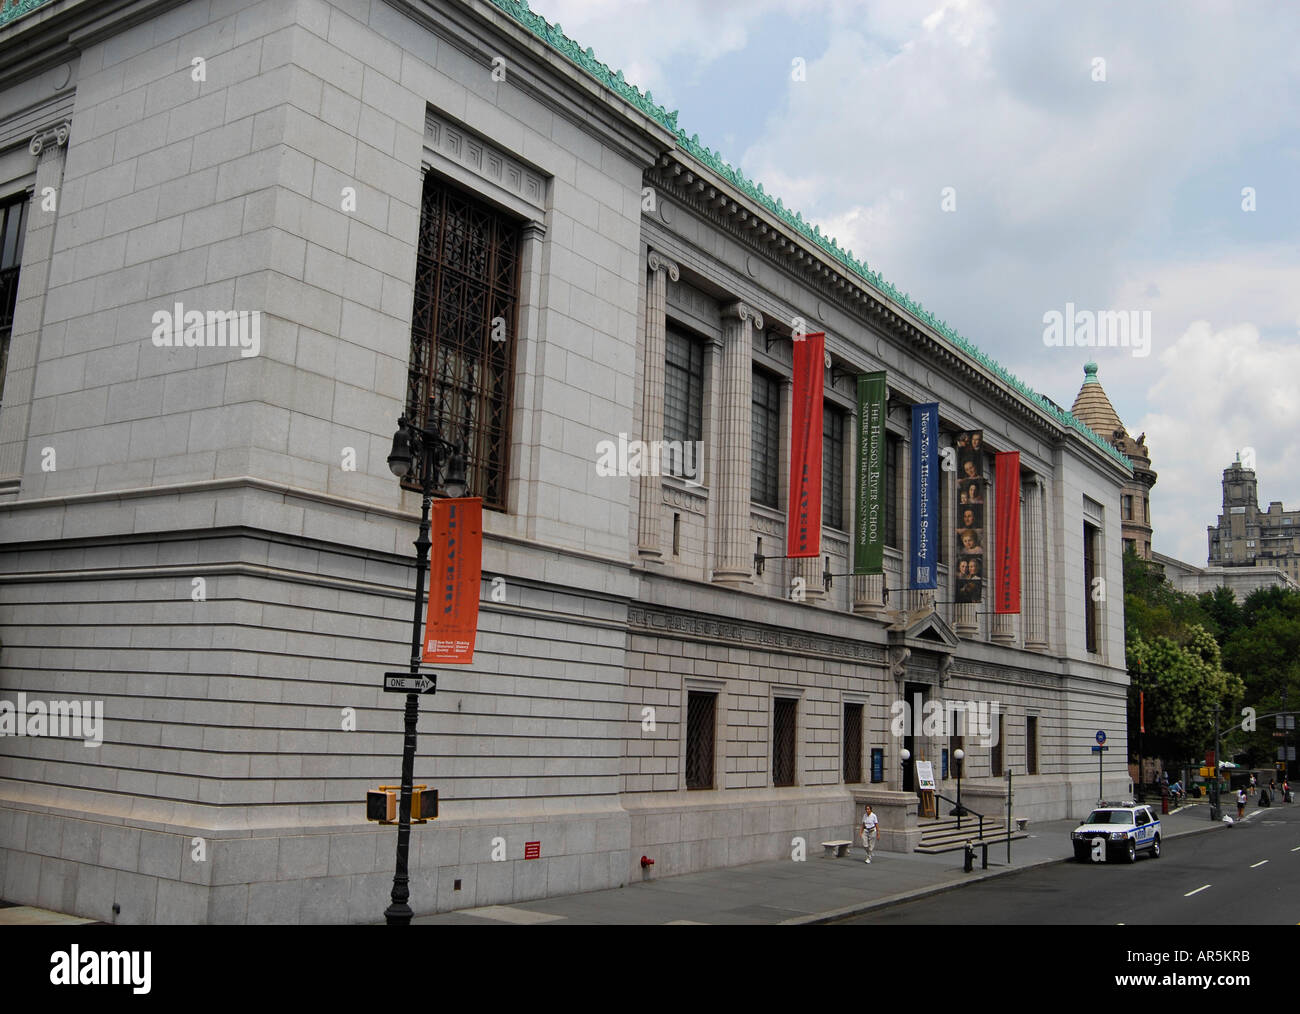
[963,840,976,873]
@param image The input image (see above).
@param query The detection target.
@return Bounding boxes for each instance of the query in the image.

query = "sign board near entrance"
[915,760,936,791]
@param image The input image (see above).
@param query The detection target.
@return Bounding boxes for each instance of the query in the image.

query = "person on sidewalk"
[861,805,879,863]
[1250,773,1256,796]
[1236,787,1246,820]
[1285,779,1291,804]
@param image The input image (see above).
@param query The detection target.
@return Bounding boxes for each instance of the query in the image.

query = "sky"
[533,0,1300,566]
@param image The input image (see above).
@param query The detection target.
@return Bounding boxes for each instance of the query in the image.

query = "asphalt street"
[836,802,1300,924]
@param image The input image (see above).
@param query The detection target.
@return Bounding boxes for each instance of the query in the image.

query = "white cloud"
[1139,320,1300,564]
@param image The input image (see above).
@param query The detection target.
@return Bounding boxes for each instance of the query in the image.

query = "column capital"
[722,301,763,331]
[29,119,70,157]
[521,219,547,242]
[647,250,680,282]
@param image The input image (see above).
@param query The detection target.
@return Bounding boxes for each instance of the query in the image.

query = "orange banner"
[422,497,482,664]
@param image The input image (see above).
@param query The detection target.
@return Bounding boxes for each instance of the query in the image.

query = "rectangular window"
[772,697,797,787]
[664,327,704,475]
[1121,495,1133,520]
[991,716,1005,777]
[870,747,884,783]
[843,702,863,783]
[1123,538,1136,555]
[405,174,520,510]
[885,433,900,549]
[1143,497,1149,523]
[751,367,781,507]
[685,691,717,790]
[823,404,845,529]
[0,194,29,408]
[1026,716,1039,775]
[1083,521,1099,653]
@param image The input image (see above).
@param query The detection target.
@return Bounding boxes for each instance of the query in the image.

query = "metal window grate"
[1083,521,1098,652]
[664,328,703,450]
[406,174,520,509]
[751,368,780,507]
[685,691,716,789]
[773,697,797,787]
[1026,716,1038,775]
[823,405,844,529]
[991,716,1004,777]
[843,702,863,783]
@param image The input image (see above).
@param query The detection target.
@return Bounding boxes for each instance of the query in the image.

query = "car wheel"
[1126,839,1137,863]
[1151,834,1160,858]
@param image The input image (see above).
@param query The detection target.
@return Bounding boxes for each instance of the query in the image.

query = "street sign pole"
[384,469,437,927]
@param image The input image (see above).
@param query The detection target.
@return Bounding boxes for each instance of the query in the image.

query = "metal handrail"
[933,791,984,842]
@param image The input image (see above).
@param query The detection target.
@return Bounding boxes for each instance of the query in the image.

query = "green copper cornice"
[484,0,1132,472]
[0,0,53,29]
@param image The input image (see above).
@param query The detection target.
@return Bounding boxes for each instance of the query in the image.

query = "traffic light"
[367,789,396,823]
[412,787,438,822]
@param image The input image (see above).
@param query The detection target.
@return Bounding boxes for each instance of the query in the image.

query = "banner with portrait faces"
[954,430,985,603]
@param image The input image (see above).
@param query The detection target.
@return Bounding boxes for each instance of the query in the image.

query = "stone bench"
[821,840,854,858]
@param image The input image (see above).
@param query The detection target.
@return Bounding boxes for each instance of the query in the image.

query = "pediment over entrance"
[887,610,961,651]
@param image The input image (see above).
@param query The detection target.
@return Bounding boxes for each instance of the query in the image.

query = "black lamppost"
[951,748,967,826]
[383,410,465,926]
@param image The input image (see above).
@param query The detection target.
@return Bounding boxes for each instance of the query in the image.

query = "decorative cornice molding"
[646,249,679,281]
[0,0,52,30]
[28,118,69,156]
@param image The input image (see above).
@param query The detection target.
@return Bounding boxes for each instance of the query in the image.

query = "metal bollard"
[963,840,975,873]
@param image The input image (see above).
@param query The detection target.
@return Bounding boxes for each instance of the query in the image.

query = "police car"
[1070,802,1161,863]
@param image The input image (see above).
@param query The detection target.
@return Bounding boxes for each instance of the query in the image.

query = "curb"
[786,817,1225,926]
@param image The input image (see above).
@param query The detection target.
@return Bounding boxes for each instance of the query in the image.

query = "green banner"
[854,372,887,575]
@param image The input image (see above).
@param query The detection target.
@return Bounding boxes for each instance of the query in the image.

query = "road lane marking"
[1292,846,1300,852]
[1184,884,1211,897]
[1250,860,1269,868]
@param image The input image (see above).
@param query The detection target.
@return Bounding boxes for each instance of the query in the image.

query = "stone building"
[1152,551,1298,604]
[0,0,1132,923]
[1070,361,1156,559]
[1207,456,1300,586]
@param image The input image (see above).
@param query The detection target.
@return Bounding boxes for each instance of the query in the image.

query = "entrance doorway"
[902,681,927,793]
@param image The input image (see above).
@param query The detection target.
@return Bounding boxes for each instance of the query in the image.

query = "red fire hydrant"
[640,855,654,869]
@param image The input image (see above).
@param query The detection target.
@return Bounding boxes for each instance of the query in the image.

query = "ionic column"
[712,302,762,586]
[637,251,679,560]
[0,120,70,485]
[1024,478,1048,650]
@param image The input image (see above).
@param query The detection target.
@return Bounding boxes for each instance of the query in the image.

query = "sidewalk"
[0,801,1238,925]
[411,802,1225,926]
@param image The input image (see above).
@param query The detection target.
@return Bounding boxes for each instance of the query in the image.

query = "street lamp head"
[387,419,414,477]
[954,748,965,762]
[900,748,911,763]
[443,445,467,498]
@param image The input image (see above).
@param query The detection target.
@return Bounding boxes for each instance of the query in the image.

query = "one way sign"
[383,672,437,694]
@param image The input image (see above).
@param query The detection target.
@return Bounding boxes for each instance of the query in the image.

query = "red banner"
[1140,691,1145,734]
[787,331,825,558]
[994,451,1021,614]
[422,497,483,664]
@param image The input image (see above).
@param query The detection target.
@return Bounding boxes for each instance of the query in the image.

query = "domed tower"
[1071,361,1157,558]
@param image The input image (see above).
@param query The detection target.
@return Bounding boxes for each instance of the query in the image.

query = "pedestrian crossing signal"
[367,789,396,823]
[412,788,438,822]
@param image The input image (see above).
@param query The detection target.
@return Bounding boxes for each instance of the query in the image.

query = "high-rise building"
[1070,362,1156,558]
[1208,457,1300,583]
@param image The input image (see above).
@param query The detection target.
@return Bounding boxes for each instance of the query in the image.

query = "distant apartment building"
[1207,457,1300,586]
[1070,362,1156,559]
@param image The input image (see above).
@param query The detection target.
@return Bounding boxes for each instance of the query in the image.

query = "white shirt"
[862,812,879,835]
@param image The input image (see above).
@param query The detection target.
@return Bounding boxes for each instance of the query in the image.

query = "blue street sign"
[1095,730,1107,745]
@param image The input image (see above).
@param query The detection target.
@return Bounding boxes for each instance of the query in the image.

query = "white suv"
[1071,803,1161,863]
